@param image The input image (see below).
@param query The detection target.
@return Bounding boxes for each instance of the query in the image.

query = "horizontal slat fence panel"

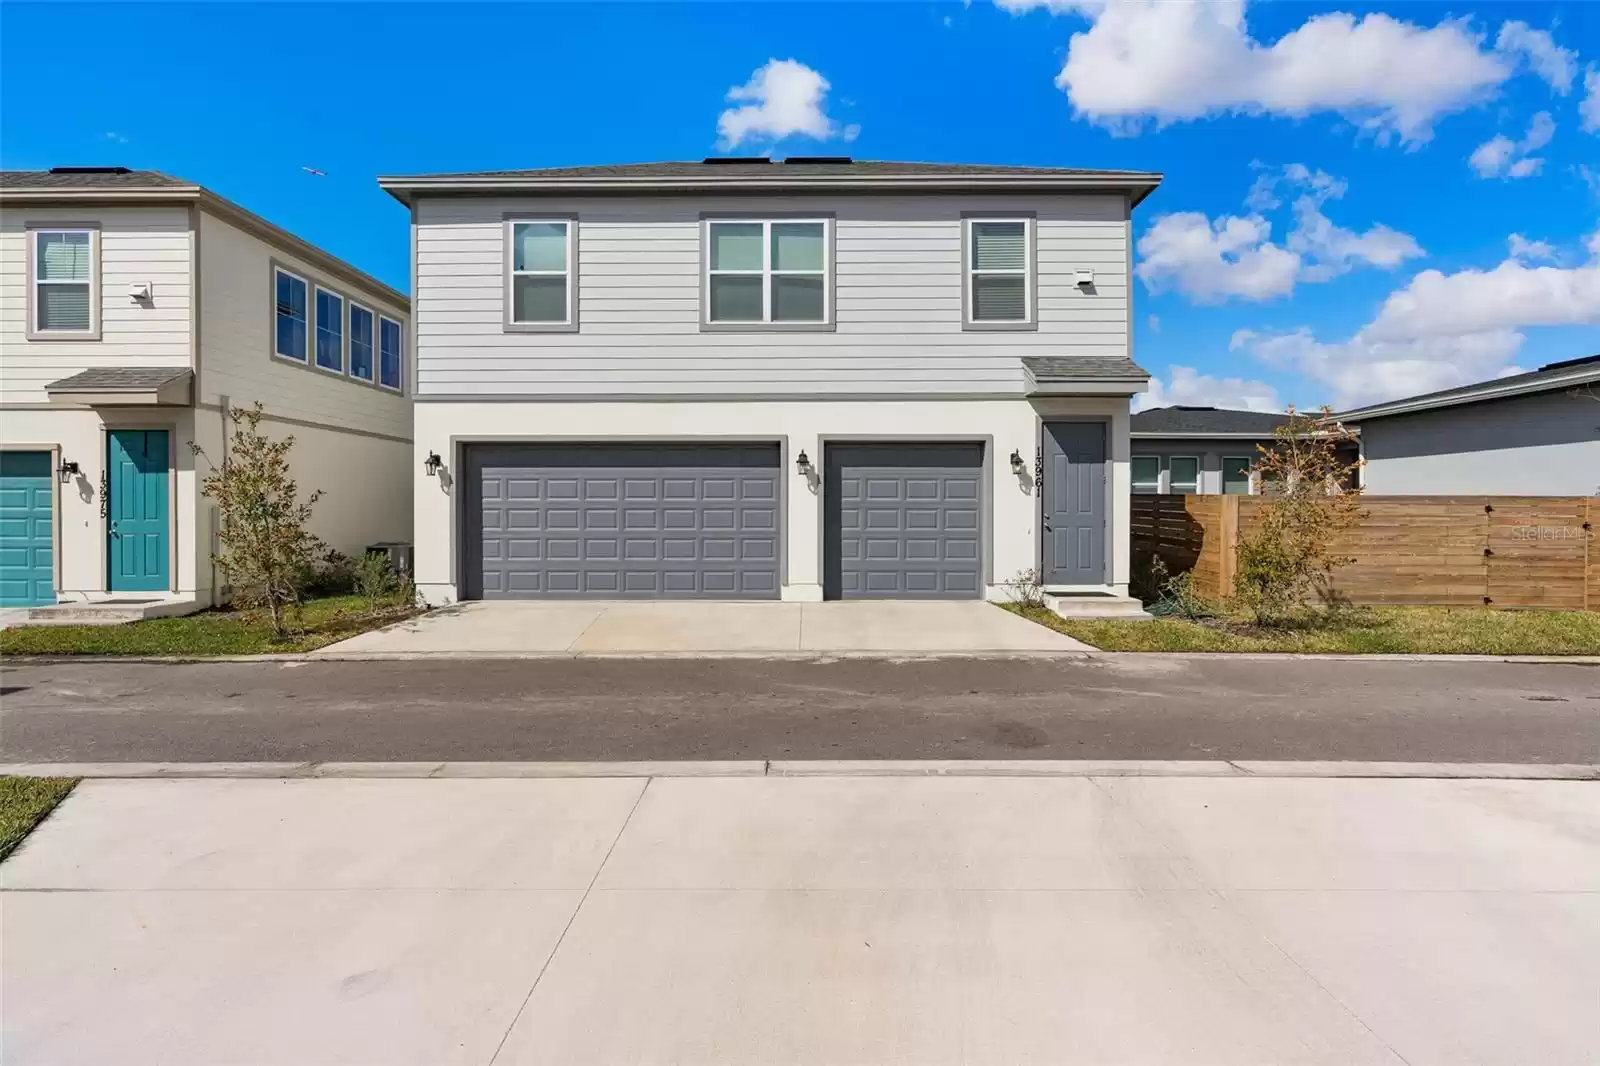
[1131,495,1595,612]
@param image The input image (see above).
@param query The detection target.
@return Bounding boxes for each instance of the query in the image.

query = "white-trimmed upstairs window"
[378,315,403,392]
[964,218,1033,329]
[314,287,344,373]
[704,219,830,328]
[274,268,308,361]
[349,303,375,383]
[32,229,98,336]
[507,220,574,330]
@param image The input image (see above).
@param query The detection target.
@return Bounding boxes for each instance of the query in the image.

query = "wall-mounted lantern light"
[795,449,812,476]
[1009,450,1025,475]
[58,459,80,484]
[423,451,443,477]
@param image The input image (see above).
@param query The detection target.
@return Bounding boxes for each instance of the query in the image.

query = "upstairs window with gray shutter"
[964,218,1034,329]
[32,229,98,336]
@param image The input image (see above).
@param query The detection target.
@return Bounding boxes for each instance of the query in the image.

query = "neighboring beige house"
[380,158,1160,612]
[0,167,411,613]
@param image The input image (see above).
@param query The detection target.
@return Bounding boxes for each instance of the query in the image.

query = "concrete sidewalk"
[4,774,1597,1065]
[314,599,1092,656]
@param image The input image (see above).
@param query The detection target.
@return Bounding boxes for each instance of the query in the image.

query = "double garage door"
[464,441,983,600]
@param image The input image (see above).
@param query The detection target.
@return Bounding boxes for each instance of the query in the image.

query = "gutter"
[377,172,1164,207]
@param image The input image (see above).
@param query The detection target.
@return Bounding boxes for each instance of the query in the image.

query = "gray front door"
[1042,422,1106,585]
[464,442,780,599]
[824,442,984,599]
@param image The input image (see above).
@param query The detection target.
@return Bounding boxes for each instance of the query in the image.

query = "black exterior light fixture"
[1010,450,1025,475]
[423,451,443,477]
[58,459,81,484]
[795,449,812,476]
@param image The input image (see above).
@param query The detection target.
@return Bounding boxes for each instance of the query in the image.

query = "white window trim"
[377,314,405,393]
[505,217,577,332]
[28,227,100,340]
[272,266,310,363]
[963,216,1035,331]
[347,300,376,383]
[702,217,833,332]
[312,286,346,376]
[1222,455,1255,496]
[1168,455,1201,495]
[1131,456,1161,494]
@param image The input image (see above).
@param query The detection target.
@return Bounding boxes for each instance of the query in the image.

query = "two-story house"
[379,158,1160,607]
[0,167,412,612]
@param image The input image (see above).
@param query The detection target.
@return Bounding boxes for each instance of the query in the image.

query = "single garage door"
[823,442,984,599]
[464,442,781,599]
[0,451,55,607]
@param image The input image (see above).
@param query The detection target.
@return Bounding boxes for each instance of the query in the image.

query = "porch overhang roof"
[1023,355,1150,396]
[45,367,193,406]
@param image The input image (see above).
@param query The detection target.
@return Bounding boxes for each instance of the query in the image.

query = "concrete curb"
[3,760,1595,781]
[3,650,1596,665]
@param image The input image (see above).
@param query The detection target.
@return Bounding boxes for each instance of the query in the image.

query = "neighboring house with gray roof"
[1338,354,1600,496]
[1,167,411,611]
[1130,406,1293,495]
[380,156,1161,608]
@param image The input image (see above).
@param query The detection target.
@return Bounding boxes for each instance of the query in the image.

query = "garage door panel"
[466,443,781,600]
[824,442,985,600]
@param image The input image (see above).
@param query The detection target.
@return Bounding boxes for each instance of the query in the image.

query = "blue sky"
[3,0,1596,412]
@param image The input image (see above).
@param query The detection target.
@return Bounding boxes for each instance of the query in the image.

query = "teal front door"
[0,451,55,606]
[107,429,170,593]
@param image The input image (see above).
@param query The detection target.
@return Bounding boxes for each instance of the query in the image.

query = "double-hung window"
[274,268,309,361]
[704,219,830,328]
[314,287,344,373]
[1222,456,1253,495]
[378,315,404,391]
[507,219,574,330]
[1131,457,1160,494]
[964,217,1034,329]
[348,303,375,382]
[1168,456,1200,495]
[31,228,98,337]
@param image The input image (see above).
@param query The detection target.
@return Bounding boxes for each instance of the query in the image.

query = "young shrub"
[190,403,326,639]
[355,550,398,614]
[1232,406,1364,626]
[1003,566,1048,610]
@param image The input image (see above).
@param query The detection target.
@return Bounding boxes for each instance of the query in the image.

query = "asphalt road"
[2,656,1597,764]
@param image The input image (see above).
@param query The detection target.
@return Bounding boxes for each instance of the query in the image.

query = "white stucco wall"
[412,397,1131,605]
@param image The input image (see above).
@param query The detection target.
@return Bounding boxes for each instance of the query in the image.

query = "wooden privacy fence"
[1132,495,1599,611]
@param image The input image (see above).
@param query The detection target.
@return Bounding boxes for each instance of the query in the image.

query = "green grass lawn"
[0,594,421,657]
[1003,603,1600,655]
[0,777,77,862]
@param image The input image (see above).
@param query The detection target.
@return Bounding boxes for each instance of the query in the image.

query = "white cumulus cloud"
[716,59,857,150]
[1039,0,1513,144]
[1508,233,1558,261]
[1582,65,1600,133]
[1469,111,1554,178]
[1134,365,1283,413]
[1136,166,1422,302]
[1494,21,1578,94]
[1232,234,1600,407]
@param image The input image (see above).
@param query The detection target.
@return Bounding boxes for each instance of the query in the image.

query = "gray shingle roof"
[1130,406,1290,436]
[0,168,192,189]
[1337,353,1600,421]
[387,160,1162,182]
[46,367,194,391]
[1024,356,1151,383]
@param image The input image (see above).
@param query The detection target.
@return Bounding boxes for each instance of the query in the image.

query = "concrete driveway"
[315,599,1091,656]
[4,772,1597,1065]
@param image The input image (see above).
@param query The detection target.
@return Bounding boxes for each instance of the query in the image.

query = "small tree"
[1232,406,1364,625]
[191,404,325,638]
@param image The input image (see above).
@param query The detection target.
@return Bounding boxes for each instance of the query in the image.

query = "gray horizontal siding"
[415,193,1129,397]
